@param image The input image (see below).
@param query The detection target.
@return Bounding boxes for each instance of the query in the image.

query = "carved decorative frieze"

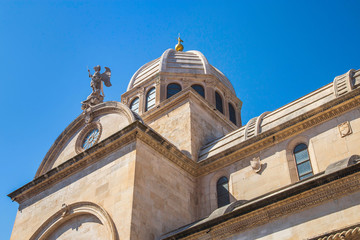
[315,226,360,240]
[167,171,360,240]
[9,89,360,204]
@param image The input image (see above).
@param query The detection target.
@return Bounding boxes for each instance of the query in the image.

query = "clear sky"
[1,0,359,238]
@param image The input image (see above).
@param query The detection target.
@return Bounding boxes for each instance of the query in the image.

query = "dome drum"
[122,49,242,126]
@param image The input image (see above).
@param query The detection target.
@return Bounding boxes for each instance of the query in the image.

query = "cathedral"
[8,39,360,239]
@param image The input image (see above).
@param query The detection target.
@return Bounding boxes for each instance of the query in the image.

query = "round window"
[75,121,102,154]
[82,128,100,150]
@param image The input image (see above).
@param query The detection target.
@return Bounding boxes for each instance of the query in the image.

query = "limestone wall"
[148,96,233,160]
[130,140,196,239]
[148,101,193,158]
[10,143,136,240]
[197,107,360,219]
[190,99,232,159]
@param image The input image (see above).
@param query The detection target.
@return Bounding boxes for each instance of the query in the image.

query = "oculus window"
[82,128,100,150]
[75,122,102,154]
[294,143,314,180]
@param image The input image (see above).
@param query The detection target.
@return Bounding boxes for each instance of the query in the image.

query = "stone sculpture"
[338,121,352,137]
[82,65,112,110]
[250,157,262,173]
[175,35,184,52]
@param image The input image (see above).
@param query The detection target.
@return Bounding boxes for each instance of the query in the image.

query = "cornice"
[121,72,240,103]
[9,124,138,204]
[8,121,196,204]
[142,88,238,130]
[136,130,197,175]
[161,164,360,239]
[9,85,360,204]
[196,87,360,176]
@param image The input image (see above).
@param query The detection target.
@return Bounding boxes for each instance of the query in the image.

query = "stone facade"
[8,48,360,240]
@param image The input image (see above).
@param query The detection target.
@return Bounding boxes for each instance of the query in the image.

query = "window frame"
[191,84,205,98]
[293,143,314,180]
[228,102,236,125]
[145,87,156,112]
[129,97,140,114]
[215,91,224,114]
[216,176,230,208]
[166,83,182,99]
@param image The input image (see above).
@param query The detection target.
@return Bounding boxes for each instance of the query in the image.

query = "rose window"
[82,129,100,150]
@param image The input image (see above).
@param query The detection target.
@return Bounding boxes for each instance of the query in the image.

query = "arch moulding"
[209,170,231,212]
[36,101,139,177]
[29,201,117,240]
[285,135,319,183]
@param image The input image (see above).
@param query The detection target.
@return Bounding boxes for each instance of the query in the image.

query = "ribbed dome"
[127,49,235,94]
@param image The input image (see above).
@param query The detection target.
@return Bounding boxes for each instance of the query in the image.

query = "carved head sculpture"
[250,157,262,173]
[93,65,101,72]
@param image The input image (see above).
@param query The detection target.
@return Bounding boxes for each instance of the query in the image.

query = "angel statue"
[81,65,112,110]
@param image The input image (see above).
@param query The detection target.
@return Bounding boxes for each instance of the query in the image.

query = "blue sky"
[1,0,359,238]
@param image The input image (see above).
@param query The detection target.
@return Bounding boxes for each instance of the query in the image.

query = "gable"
[35,101,139,177]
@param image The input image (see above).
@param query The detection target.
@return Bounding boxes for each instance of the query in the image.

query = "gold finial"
[175,33,184,52]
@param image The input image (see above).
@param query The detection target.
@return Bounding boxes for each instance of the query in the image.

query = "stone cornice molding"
[122,75,159,99]
[142,87,238,130]
[29,201,117,240]
[136,130,197,175]
[196,87,360,176]
[122,72,236,100]
[9,87,360,203]
[161,164,360,239]
[8,121,196,204]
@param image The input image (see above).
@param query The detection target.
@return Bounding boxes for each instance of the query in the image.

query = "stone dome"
[127,49,235,94]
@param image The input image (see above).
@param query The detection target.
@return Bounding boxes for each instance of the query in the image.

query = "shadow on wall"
[181,150,192,159]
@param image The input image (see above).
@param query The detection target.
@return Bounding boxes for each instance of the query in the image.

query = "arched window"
[217,176,230,208]
[191,84,205,98]
[215,91,223,114]
[294,143,313,180]
[228,103,236,125]
[145,87,156,111]
[130,97,139,114]
[167,83,182,99]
